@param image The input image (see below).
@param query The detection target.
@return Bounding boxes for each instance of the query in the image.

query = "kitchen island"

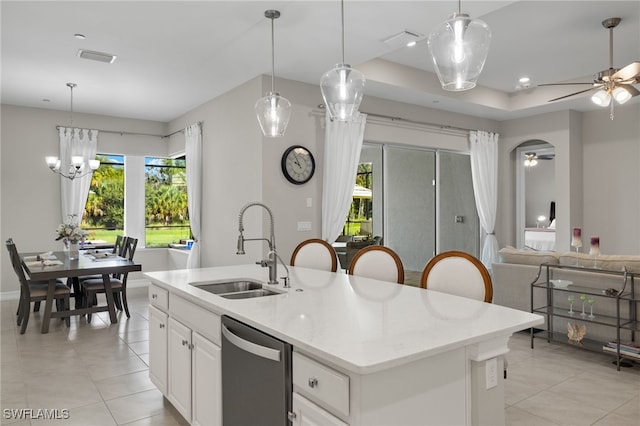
[145,264,543,426]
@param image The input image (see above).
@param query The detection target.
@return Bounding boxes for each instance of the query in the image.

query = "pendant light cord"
[271,16,275,93]
[341,0,345,64]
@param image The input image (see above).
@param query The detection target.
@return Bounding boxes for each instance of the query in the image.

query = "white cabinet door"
[148,305,168,394]
[292,393,348,426]
[168,318,192,422]
[192,332,222,426]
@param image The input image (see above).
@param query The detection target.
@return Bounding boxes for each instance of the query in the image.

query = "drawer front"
[293,352,349,417]
[148,284,169,310]
[170,295,221,346]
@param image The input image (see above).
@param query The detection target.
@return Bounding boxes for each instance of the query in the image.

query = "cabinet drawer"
[149,284,168,310]
[293,352,349,417]
[170,295,221,346]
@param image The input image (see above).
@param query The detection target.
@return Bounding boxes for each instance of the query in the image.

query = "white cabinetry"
[168,318,192,420]
[148,305,168,394]
[291,393,348,426]
[149,286,221,426]
[192,333,222,426]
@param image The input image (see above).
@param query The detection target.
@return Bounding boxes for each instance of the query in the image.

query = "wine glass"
[568,295,575,315]
[588,297,596,319]
[579,294,587,317]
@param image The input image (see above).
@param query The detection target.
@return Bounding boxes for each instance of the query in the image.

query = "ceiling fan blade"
[548,87,596,102]
[625,85,640,97]
[538,82,594,87]
[612,62,640,81]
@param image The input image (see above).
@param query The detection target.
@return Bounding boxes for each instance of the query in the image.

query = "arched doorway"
[515,140,555,249]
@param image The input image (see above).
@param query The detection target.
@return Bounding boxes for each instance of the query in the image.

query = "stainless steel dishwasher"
[221,315,292,426]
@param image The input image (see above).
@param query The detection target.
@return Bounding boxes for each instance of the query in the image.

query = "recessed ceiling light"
[382,30,424,49]
[74,33,86,40]
[519,76,530,84]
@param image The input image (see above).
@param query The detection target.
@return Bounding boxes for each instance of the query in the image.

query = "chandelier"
[45,83,99,180]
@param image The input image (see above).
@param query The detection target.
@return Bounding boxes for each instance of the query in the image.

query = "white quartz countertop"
[145,264,543,374]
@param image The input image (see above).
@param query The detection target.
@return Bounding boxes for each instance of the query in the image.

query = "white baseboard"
[0,279,150,302]
[0,291,20,302]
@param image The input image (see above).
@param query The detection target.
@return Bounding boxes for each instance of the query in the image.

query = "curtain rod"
[55,121,202,139]
[312,107,474,135]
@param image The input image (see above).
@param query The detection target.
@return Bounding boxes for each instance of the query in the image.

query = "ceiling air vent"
[77,49,117,64]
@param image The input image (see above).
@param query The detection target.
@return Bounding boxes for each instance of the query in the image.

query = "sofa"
[492,247,640,343]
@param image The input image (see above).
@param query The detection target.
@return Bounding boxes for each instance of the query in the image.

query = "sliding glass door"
[384,146,436,271]
[355,143,479,272]
[438,151,479,254]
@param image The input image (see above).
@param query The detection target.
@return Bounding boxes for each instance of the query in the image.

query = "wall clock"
[281,145,315,185]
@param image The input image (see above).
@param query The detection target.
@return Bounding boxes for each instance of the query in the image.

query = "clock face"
[281,145,315,185]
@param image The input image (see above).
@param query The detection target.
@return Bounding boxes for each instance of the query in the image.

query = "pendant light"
[45,83,100,180]
[255,10,291,138]
[320,0,365,121]
[427,0,491,91]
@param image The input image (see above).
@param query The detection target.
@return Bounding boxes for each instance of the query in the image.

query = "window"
[343,163,373,237]
[83,155,125,243]
[145,156,190,248]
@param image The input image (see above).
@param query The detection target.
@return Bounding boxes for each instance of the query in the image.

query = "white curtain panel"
[185,122,203,269]
[58,126,98,222]
[321,112,367,243]
[469,130,499,270]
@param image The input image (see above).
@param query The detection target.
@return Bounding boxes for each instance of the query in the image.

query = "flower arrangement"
[55,215,87,245]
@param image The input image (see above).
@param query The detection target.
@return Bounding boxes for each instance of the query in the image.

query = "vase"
[69,243,79,260]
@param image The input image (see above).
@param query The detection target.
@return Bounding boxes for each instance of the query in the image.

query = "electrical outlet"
[485,357,498,389]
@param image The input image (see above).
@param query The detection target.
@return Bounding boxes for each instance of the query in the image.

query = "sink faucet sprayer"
[236,202,290,287]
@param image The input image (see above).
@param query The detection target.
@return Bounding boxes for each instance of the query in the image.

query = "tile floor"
[1,284,638,426]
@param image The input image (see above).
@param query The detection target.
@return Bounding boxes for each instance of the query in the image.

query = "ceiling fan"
[540,17,640,117]
[524,152,554,167]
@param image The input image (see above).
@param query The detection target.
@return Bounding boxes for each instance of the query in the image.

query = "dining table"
[20,250,142,333]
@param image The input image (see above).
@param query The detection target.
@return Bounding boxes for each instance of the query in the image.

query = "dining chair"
[348,245,405,284]
[420,250,493,302]
[82,237,138,322]
[420,250,503,376]
[290,238,338,272]
[5,238,70,334]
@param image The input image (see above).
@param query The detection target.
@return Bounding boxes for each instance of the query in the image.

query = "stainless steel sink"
[220,289,280,299]
[189,280,280,299]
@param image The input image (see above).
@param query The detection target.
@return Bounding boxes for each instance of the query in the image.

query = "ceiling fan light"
[612,86,632,104]
[427,12,491,91]
[255,92,292,137]
[591,89,611,107]
[320,63,366,121]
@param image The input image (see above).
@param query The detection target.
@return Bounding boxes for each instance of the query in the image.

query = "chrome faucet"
[236,202,288,286]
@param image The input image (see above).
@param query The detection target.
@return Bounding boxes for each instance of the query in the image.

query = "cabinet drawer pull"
[182,339,188,346]
[287,411,297,422]
[159,323,165,329]
[152,294,157,299]
[308,377,318,388]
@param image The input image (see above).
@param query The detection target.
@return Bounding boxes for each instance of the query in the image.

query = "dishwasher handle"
[222,324,281,362]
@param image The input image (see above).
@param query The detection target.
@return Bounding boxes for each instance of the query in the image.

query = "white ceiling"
[2,1,639,122]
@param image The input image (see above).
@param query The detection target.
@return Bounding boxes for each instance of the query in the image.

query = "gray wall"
[3,74,638,294]
[498,105,639,255]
